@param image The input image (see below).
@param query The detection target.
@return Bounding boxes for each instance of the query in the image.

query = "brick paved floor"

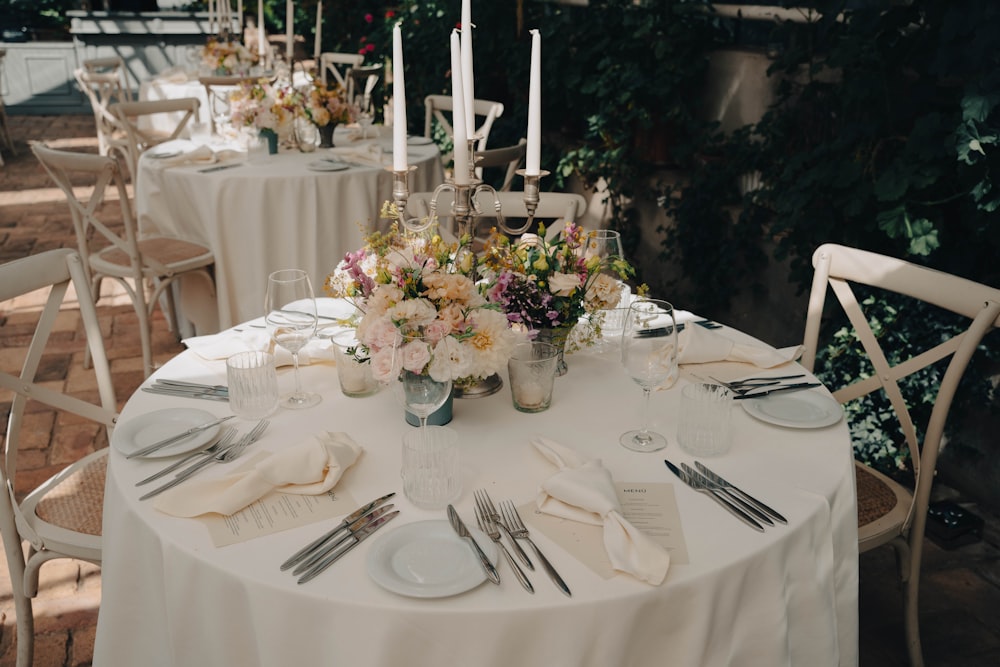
[2,115,1000,666]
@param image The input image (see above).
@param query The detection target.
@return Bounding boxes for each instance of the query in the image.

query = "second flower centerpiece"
[303,81,355,148]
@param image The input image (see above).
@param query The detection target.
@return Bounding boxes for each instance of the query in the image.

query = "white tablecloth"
[94,309,858,667]
[135,132,444,329]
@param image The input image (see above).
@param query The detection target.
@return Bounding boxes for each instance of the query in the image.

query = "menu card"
[523,481,689,580]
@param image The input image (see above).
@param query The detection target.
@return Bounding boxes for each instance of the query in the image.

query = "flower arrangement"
[479,222,635,336]
[201,38,258,75]
[326,203,523,384]
[228,78,303,133]
[304,82,355,127]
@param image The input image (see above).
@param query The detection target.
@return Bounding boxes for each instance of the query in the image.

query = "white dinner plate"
[367,520,499,598]
[307,160,349,172]
[741,390,843,429]
[114,407,223,458]
[148,149,181,159]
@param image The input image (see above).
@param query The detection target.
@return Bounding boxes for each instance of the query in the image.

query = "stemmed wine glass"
[584,229,628,349]
[265,269,321,409]
[619,298,679,452]
[390,332,452,439]
[353,74,379,140]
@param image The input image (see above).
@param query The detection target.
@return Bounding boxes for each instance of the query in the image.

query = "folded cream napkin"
[156,144,216,166]
[327,145,385,168]
[154,431,363,517]
[678,323,802,368]
[183,328,336,366]
[531,436,670,585]
[156,66,190,84]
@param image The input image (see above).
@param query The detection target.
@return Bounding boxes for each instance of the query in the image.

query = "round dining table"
[134,129,444,330]
[93,305,858,667]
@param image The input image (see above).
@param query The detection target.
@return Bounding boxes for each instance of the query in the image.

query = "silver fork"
[135,429,236,486]
[474,489,533,569]
[138,419,269,501]
[475,504,533,593]
[500,501,571,597]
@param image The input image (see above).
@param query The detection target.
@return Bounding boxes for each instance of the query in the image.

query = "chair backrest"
[802,242,1000,529]
[407,190,587,242]
[320,52,364,92]
[0,247,118,530]
[475,138,526,191]
[29,142,146,288]
[423,94,505,158]
[347,64,383,107]
[109,97,200,182]
[198,74,257,134]
[75,58,134,157]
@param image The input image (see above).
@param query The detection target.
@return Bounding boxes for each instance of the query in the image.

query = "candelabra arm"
[516,169,551,231]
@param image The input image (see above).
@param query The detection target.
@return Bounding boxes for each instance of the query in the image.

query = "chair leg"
[1,508,34,667]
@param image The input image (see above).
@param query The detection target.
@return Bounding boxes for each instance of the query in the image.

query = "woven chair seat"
[98,236,213,270]
[34,452,107,537]
[855,462,902,528]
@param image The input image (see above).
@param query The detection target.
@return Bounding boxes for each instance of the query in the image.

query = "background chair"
[0,48,17,165]
[801,242,1000,667]
[319,51,364,92]
[0,248,118,667]
[110,97,201,183]
[31,142,217,378]
[475,138,526,190]
[198,74,257,135]
[74,56,134,159]
[423,94,504,167]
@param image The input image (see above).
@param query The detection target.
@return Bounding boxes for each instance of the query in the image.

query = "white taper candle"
[286,0,294,61]
[526,29,542,175]
[450,30,469,185]
[461,0,474,136]
[393,24,408,172]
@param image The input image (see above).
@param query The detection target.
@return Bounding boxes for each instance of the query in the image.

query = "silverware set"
[137,419,269,501]
[665,458,786,532]
[458,490,572,597]
[709,374,821,400]
[281,493,399,584]
[142,379,230,402]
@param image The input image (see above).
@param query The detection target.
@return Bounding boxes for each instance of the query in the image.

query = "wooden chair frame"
[802,242,1000,667]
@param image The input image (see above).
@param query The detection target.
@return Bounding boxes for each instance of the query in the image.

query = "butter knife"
[664,459,764,532]
[681,463,774,527]
[448,504,501,585]
[141,386,230,402]
[297,509,400,584]
[290,505,396,576]
[694,462,787,524]
[281,492,396,571]
[731,382,822,400]
[125,414,234,458]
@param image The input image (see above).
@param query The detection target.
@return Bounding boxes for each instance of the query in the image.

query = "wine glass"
[619,298,679,452]
[354,91,376,140]
[390,333,452,438]
[584,229,628,350]
[265,269,321,409]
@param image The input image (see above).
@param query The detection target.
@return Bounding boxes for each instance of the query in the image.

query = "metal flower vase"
[318,123,337,148]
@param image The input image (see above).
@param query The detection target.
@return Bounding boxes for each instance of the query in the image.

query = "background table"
[135,131,444,329]
[94,311,859,667]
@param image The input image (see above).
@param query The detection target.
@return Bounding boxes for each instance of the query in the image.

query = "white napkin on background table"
[327,145,385,168]
[154,431,363,517]
[678,323,802,368]
[183,328,336,366]
[531,437,670,585]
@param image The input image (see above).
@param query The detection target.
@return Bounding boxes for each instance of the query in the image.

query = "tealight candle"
[516,381,545,409]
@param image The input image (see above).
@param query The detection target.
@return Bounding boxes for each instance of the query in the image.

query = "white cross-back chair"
[31,142,217,378]
[407,190,587,246]
[423,94,504,168]
[475,138,526,191]
[74,56,134,160]
[801,242,1000,667]
[110,97,201,183]
[319,52,364,93]
[0,248,118,667]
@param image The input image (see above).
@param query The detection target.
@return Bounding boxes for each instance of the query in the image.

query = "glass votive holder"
[507,341,560,413]
[329,330,378,397]
[676,382,733,457]
[226,350,279,420]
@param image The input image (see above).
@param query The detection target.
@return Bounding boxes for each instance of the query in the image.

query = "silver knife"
[681,463,774,527]
[281,492,396,571]
[155,379,229,394]
[142,386,230,402]
[125,414,235,458]
[664,459,765,532]
[297,509,400,584]
[731,382,822,400]
[448,504,501,585]
[290,505,395,576]
[694,462,788,524]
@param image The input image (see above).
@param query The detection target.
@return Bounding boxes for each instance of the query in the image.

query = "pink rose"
[400,340,432,373]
